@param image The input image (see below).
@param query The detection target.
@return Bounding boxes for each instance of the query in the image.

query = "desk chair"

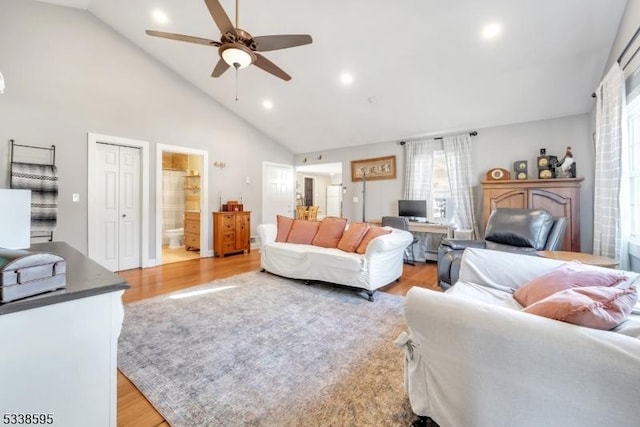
[381,216,419,265]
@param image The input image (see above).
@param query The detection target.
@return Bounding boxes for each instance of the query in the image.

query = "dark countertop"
[0,242,130,316]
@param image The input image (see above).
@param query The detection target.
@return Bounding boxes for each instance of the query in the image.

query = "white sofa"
[398,248,640,427]
[257,223,413,300]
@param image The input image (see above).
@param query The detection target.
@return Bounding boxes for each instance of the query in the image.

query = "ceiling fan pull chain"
[235,67,239,101]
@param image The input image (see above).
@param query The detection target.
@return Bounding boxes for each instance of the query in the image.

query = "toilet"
[164,227,184,249]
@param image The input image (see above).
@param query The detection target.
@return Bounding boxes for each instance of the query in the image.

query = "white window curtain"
[403,139,439,215]
[593,62,628,268]
[443,134,479,238]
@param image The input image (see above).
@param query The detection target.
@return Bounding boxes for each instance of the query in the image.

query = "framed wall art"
[350,155,396,182]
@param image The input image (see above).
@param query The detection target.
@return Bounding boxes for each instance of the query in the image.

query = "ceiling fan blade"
[253,34,313,52]
[204,0,237,38]
[211,58,230,77]
[146,30,221,47]
[253,53,291,81]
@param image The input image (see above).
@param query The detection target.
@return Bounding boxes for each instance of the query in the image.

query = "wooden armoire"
[481,178,583,252]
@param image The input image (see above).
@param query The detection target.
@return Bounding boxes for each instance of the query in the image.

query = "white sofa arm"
[365,228,413,257]
[459,248,640,290]
[257,224,276,246]
[403,287,640,426]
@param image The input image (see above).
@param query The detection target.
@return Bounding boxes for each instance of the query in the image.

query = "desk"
[536,251,619,268]
[370,220,452,262]
[369,219,452,237]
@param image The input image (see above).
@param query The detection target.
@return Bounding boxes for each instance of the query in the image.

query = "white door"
[118,147,141,270]
[93,143,141,271]
[326,185,342,217]
[262,162,294,224]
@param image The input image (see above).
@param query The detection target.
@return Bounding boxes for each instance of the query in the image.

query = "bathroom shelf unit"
[184,211,200,251]
[184,175,201,212]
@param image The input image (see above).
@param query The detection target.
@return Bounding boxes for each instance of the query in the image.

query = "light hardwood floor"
[116,251,440,427]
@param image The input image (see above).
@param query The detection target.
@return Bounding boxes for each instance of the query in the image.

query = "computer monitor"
[398,199,427,220]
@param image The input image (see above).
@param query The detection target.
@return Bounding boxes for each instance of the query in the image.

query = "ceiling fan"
[146,0,312,81]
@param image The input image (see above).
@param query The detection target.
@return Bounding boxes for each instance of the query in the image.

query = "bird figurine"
[560,146,574,172]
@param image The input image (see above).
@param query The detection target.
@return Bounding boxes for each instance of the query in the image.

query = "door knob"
[122,214,126,218]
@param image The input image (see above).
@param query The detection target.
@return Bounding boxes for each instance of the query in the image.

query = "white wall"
[0,0,293,256]
[296,113,594,251]
[603,0,640,74]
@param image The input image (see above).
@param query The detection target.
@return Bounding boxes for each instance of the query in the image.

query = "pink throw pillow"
[276,215,294,242]
[514,262,628,307]
[522,286,638,330]
[355,226,391,255]
[286,220,320,245]
[337,222,370,253]
[312,217,348,248]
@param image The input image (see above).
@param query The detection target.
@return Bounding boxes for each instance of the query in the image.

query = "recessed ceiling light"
[481,22,502,40]
[262,99,274,110]
[339,72,354,86]
[152,9,169,25]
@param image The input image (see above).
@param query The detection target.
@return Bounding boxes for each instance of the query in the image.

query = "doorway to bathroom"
[156,144,209,265]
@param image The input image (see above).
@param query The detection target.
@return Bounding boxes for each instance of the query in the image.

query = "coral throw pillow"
[337,222,370,253]
[286,220,320,245]
[355,226,391,255]
[522,286,638,330]
[514,261,628,307]
[312,217,348,248]
[276,215,295,242]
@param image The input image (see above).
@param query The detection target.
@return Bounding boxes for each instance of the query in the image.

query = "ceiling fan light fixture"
[221,46,253,69]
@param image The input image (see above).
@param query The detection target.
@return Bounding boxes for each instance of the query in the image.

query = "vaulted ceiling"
[37,0,626,154]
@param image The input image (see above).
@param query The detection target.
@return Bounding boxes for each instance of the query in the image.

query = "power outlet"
[72,193,80,202]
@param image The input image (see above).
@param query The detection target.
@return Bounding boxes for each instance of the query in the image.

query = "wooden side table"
[536,251,619,268]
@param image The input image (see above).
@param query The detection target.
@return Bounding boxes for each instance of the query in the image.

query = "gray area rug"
[118,271,422,426]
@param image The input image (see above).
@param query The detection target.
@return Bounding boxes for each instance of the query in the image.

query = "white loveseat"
[398,248,640,427]
[257,223,413,300]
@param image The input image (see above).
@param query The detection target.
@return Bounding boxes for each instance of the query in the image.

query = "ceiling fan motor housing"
[222,29,257,50]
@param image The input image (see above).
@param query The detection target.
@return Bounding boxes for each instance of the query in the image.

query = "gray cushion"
[484,209,554,250]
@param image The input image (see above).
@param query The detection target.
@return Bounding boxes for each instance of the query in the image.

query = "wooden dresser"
[184,211,200,251]
[481,178,583,251]
[213,211,251,257]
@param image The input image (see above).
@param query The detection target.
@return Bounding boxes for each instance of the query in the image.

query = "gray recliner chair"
[438,208,568,290]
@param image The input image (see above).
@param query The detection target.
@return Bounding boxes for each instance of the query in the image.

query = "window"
[627,97,640,237]
[404,143,456,224]
[431,150,452,221]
